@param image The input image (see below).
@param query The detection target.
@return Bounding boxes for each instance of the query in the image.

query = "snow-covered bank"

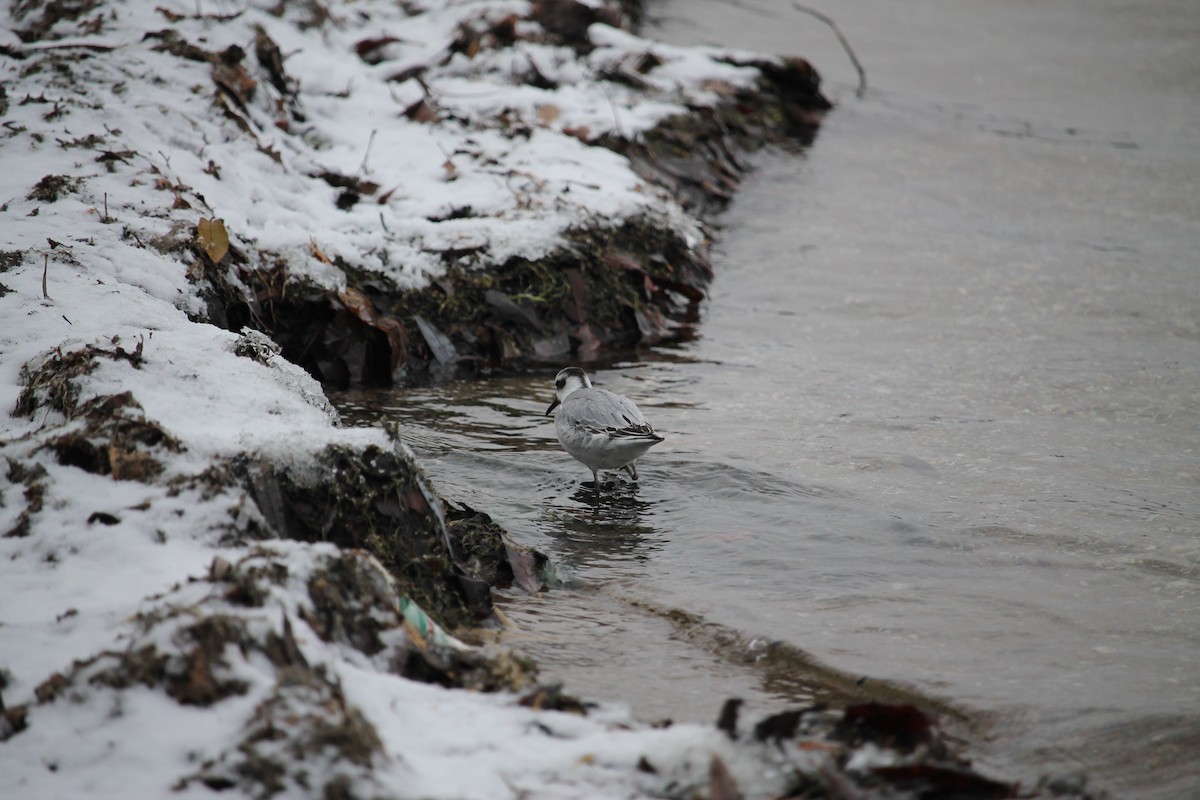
[0,0,827,385]
[1,1,1026,798]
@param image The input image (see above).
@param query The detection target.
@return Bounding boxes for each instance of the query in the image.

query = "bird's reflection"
[539,481,662,572]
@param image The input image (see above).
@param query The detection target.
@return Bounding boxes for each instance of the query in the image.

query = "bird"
[545,366,664,487]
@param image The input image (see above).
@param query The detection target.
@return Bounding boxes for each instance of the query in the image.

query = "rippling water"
[334,0,1200,795]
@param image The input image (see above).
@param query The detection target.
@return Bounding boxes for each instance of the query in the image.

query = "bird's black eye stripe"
[556,379,564,388]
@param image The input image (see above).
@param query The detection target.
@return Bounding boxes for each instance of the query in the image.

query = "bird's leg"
[622,463,639,481]
[590,468,600,489]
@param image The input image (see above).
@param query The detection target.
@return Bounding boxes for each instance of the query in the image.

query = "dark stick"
[42,254,49,299]
[791,3,867,99]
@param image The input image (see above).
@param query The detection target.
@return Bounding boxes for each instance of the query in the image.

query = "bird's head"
[545,366,591,415]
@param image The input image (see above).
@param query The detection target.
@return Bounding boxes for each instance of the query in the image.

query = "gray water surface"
[336,1,1200,795]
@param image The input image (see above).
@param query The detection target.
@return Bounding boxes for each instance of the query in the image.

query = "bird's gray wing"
[570,389,661,440]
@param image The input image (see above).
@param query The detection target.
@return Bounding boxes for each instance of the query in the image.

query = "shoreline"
[1,1,1068,797]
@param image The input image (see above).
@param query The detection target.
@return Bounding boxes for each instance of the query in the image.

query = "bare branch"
[791,3,867,99]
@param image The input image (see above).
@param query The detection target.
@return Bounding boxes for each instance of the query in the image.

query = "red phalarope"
[545,367,664,486]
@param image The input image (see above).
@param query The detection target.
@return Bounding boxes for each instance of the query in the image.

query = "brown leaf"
[519,685,589,714]
[108,445,162,482]
[449,23,480,59]
[338,287,374,322]
[337,288,409,373]
[35,673,69,704]
[403,98,437,123]
[209,556,233,581]
[487,14,519,46]
[536,103,561,125]
[253,25,292,97]
[309,239,333,265]
[155,5,185,22]
[699,78,738,96]
[197,218,229,264]
[355,35,405,62]
[211,46,257,108]
[634,52,665,74]
[562,125,591,142]
[708,754,744,800]
[1,704,28,740]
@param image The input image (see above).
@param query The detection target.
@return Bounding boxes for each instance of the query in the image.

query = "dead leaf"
[708,754,744,800]
[487,15,519,46]
[449,23,480,59]
[309,239,333,265]
[403,98,437,123]
[109,445,162,482]
[562,125,591,142]
[699,78,738,96]
[35,673,69,703]
[253,25,293,98]
[337,287,409,373]
[634,51,665,74]
[197,218,229,264]
[355,35,406,63]
[209,556,233,581]
[536,103,561,125]
[212,45,257,108]
[442,159,458,181]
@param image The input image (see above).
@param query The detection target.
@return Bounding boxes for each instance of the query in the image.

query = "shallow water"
[335,0,1200,795]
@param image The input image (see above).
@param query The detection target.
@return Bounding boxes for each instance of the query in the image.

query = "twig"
[42,254,50,299]
[791,3,867,99]
[599,82,624,140]
[358,129,377,175]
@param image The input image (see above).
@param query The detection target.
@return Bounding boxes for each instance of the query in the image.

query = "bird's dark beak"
[545,398,560,416]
